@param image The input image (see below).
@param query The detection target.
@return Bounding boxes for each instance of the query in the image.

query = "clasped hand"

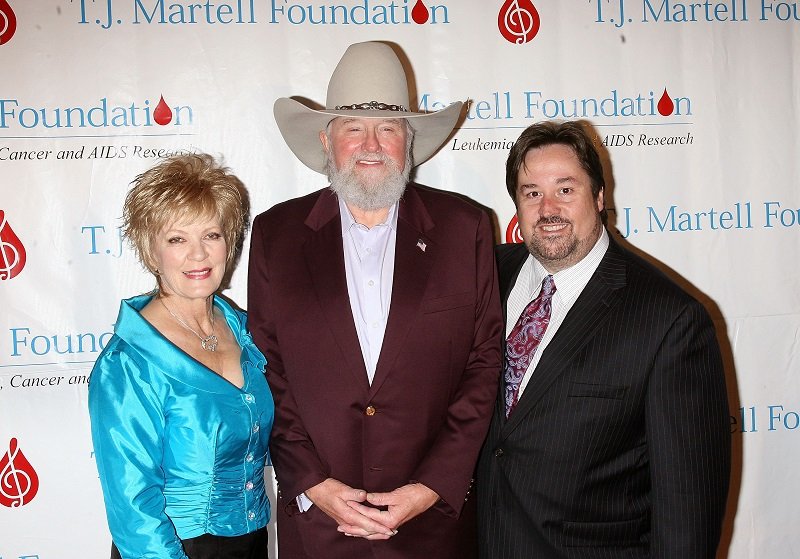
[306,478,439,540]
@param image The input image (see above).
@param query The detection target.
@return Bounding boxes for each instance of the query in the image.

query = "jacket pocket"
[568,382,627,399]
[563,516,648,547]
[421,291,473,314]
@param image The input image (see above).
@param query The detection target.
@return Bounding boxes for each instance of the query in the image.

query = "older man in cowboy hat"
[247,42,503,558]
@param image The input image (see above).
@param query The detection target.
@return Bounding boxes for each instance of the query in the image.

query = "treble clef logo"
[505,215,524,244]
[0,438,40,507]
[498,0,541,45]
[0,210,27,280]
[0,0,18,46]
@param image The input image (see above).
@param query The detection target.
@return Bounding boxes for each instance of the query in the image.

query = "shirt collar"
[112,294,265,392]
[338,195,399,232]
[529,228,610,303]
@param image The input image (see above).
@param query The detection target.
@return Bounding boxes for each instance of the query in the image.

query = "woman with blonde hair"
[89,153,273,559]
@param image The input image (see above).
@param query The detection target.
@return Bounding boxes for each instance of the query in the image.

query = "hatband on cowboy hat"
[274,41,463,174]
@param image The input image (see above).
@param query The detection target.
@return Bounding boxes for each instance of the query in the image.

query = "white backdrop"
[1,1,799,557]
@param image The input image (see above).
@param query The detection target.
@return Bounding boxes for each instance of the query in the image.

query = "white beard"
[327,150,411,211]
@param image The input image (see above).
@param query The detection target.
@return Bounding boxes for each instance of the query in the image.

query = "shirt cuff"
[296,492,314,513]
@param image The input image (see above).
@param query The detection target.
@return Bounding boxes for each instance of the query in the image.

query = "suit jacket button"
[494,448,504,457]
[365,405,376,416]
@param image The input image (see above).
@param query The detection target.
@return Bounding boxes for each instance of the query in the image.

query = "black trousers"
[111,527,268,559]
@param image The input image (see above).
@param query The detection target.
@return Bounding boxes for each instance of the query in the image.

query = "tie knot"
[541,275,556,298]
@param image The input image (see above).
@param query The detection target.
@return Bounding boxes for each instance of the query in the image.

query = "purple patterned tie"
[504,275,556,418]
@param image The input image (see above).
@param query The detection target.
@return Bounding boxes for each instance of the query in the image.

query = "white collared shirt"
[338,196,398,385]
[505,228,610,396]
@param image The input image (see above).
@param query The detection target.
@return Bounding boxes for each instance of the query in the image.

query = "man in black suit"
[477,121,730,558]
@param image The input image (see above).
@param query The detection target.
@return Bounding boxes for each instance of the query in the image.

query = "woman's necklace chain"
[159,297,219,352]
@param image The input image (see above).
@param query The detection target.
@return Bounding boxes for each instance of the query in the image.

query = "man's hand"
[346,483,440,532]
[305,478,396,539]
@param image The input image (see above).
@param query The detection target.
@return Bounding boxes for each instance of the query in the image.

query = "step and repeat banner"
[1,1,798,557]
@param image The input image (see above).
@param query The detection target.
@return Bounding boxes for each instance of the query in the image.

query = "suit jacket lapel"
[369,186,435,396]
[498,244,531,317]
[500,237,628,439]
[303,190,370,391]
[491,244,531,423]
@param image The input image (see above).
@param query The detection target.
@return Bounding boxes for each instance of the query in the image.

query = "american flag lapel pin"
[416,238,427,252]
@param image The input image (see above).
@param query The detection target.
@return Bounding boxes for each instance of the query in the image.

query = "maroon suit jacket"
[247,184,503,559]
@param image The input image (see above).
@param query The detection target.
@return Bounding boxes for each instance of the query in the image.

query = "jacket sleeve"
[247,213,329,512]
[645,300,731,558]
[410,209,504,516]
[88,348,188,559]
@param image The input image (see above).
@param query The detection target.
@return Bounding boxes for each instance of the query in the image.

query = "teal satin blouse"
[89,295,274,559]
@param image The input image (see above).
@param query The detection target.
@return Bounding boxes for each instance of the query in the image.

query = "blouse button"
[246,453,254,462]
[245,481,254,491]
[244,394,255,403]
[252,424,260,433]
[247,511,256,521]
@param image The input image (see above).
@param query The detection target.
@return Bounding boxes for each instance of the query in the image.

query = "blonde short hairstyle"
[121,153,249,275]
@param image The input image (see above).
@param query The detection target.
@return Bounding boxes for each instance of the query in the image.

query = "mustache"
[348,152,393,164]
[536,216,571,226]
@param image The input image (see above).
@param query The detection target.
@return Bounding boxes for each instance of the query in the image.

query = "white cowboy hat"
[273,41,463,174]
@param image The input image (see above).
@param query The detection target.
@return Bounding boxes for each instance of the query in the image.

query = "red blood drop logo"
[657,88,674,116]
[411,0,429,24]
[0,0,17,46]
[0,211,26,281]
[0,438,40,507]
[506,215,524,244]
[153,95,173,126]
[498,0,540,45]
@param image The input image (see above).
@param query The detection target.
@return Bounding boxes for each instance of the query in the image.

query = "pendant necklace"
[159,297,219,352]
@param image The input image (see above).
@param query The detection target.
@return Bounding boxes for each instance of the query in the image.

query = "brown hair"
[121,153,249,275]
[506,121,605,207]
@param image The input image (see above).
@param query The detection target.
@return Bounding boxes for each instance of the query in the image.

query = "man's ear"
[319,130,329,153]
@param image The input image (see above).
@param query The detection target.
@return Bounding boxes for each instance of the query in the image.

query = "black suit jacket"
[477,236,730,559]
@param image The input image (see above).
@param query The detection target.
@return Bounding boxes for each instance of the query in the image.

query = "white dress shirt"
[339,196,398,385]
[505,228,609,396]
